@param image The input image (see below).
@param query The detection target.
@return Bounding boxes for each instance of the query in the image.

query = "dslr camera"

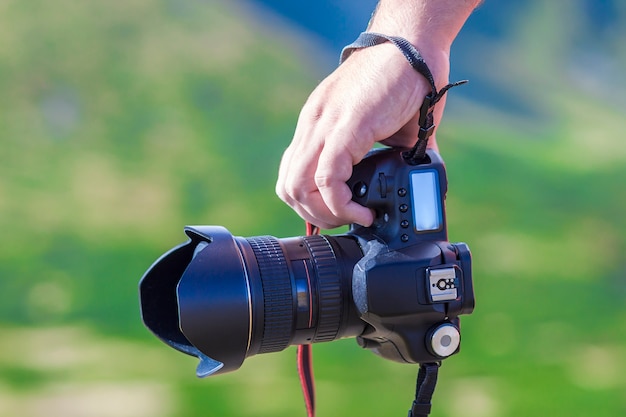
[139,147,474,377]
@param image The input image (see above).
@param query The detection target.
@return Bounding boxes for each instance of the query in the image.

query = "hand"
[276,44,450,229]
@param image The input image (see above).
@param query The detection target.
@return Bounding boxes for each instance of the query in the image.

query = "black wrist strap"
[408,362,440,417]
[340,32,467,164]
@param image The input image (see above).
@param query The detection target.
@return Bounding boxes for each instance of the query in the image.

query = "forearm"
[368,0,481,53]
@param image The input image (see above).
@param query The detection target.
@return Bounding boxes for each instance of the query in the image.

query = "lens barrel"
[246,236,294,354]
[139,226,365,376]
[244,234,362,353]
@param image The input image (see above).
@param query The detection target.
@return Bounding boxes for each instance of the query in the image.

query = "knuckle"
[283,179,303,200]
[313,171,333,190]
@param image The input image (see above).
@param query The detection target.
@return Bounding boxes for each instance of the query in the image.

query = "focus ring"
[303,235,342,343]
[247,236,292,354]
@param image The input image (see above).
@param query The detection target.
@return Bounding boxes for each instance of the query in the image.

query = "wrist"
[367,23,451,62]
[366,0,479,61]
[343,33,450,92]
[338,30,465,159]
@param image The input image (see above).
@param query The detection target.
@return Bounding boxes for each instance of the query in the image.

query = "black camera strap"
[408,362,440,417]
[340,32,467,164]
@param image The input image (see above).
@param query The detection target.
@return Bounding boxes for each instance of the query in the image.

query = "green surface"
[1,0,625,416]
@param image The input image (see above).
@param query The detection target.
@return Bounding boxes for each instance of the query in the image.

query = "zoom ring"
[304,235,342,343]
[247,236,293,354]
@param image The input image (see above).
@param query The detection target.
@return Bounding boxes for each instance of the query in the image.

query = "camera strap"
[297,221,321,417]
[297,343,315,417]
[340,32,467,164]
[408,362,440,417]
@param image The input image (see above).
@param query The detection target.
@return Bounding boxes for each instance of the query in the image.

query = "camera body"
[346,148,474,363]
[139,148,474,377]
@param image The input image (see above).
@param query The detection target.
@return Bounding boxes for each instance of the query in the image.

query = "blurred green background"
[1,0,625,416]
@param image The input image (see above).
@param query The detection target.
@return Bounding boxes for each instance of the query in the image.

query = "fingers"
[314,132,375,227]
[276,125,375,229]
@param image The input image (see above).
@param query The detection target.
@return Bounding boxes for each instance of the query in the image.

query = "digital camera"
[139,148,474,377]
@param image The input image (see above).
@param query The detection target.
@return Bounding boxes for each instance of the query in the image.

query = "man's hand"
[275,0,479,229]
[276,45,448,229]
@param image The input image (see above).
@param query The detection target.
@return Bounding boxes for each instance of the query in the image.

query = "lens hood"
[139,226,252,376]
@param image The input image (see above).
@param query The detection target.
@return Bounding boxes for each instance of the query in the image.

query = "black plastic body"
[346,148,473,363]
[139,148,475,376]
[347,148,448,248]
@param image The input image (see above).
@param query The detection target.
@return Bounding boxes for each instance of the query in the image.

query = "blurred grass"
[1,0,626,416]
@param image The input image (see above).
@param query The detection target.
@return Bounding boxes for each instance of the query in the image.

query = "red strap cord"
[298,221,319,417]
[297,344,315,417]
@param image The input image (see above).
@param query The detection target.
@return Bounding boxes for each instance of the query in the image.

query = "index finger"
[314,138,375,227]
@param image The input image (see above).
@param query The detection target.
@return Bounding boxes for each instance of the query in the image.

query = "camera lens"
[140,226,366,375]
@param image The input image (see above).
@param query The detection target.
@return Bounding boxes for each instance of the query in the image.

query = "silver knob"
[429,323,460,358]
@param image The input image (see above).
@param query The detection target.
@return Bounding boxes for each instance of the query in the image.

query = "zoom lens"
[139,226,366,376]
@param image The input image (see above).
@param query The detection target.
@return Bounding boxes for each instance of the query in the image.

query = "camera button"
[429,323,460,358]
[400,220,409,228]
[353,181,368,198]
[397,188,407,197]
[401,234,409,242]
[399,204,408,213]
